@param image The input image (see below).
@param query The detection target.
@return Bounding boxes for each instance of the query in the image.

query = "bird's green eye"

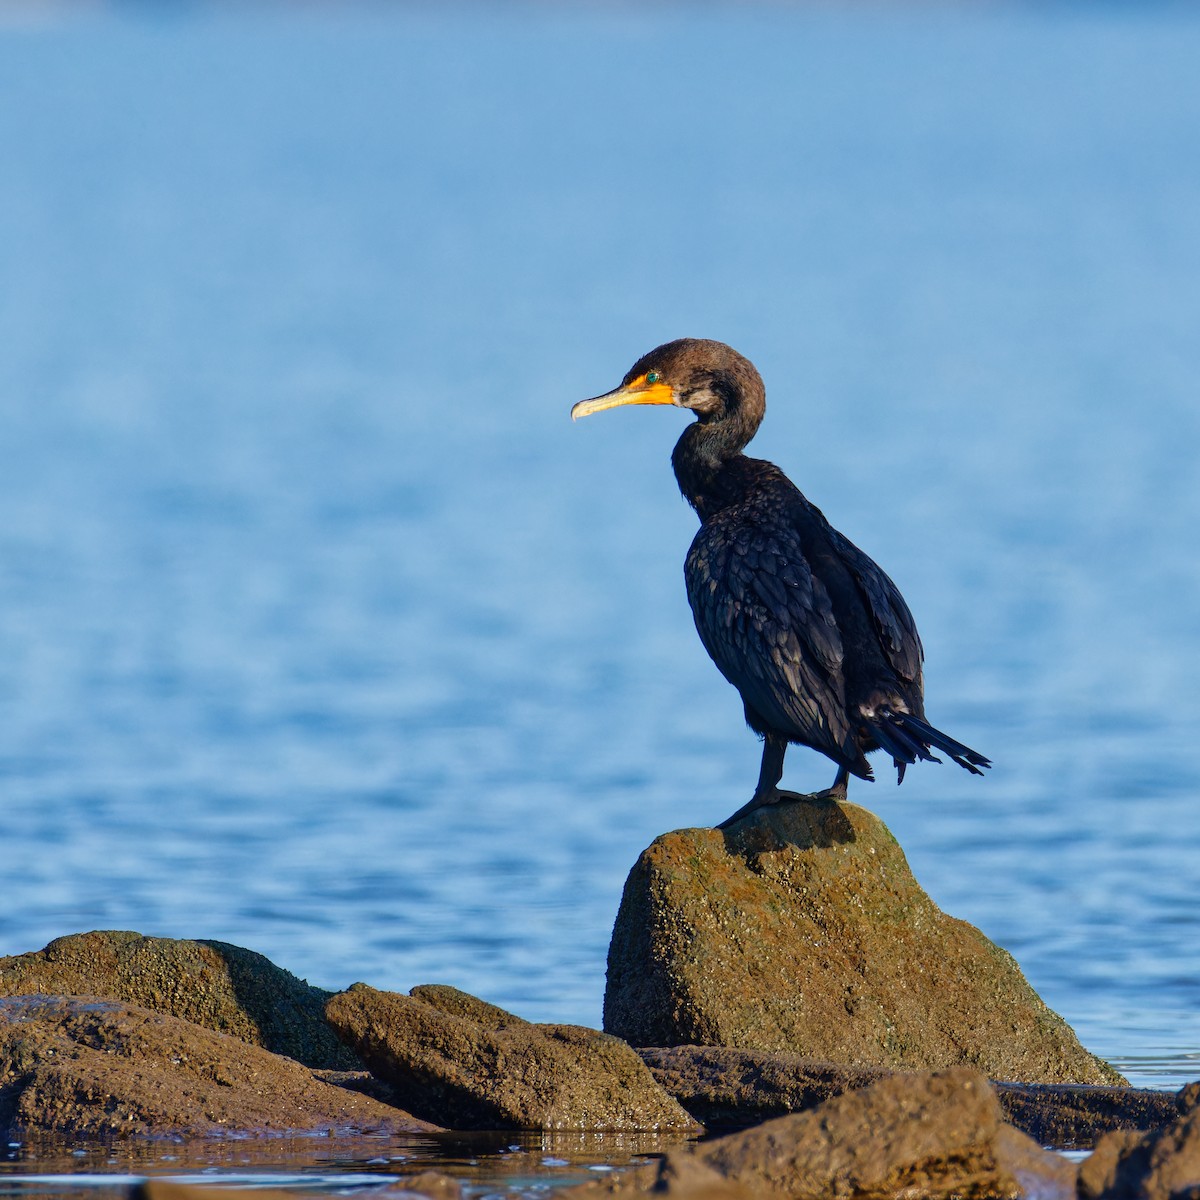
[646,371,660,384]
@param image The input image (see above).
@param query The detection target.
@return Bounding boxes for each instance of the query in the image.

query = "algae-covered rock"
[0,930,356,1069]
[0,994,435,1137]
[605,798,1122,1085]
[326,983,700,1132]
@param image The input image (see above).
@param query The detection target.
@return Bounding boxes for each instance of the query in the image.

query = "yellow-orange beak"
[570,374,677,420]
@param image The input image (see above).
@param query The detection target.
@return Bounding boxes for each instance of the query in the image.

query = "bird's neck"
[671,420,755,519]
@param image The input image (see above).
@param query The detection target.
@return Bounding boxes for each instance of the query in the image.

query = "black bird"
[572,338,990,828]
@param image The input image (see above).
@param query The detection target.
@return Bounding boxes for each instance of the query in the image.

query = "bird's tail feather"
[874,708,991,784]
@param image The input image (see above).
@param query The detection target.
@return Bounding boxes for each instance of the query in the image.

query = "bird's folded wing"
[685,529,850,756]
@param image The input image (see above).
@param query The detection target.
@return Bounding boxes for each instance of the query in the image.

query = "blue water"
[1,2,1198,1100]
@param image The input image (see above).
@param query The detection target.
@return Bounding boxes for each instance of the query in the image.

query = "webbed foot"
[715,787,782,831]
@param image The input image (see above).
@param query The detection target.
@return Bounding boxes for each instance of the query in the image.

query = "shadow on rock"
[718,792,857,855]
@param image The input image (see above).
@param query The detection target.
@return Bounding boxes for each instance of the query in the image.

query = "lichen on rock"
[605,797,1123,1085]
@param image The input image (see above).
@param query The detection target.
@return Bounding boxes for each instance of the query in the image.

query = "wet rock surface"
[640,1045,1179,1148]
[0,930,357,1069]
[0,994,434,1138]
[561,1067,1077,1200]
[991,1078,1182,1150]
[325,982,700,1132]
[605,798,1123,1085]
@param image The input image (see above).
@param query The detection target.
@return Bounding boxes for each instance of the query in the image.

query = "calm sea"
[1,7,1197,1160]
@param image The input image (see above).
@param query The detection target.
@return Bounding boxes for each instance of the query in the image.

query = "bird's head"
[571,338,764,428]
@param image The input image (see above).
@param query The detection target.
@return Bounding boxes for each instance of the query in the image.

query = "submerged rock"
[605,798,1123,1085]
[325,983,700,1132]
[640,1045,1178,1148]
[0,930,356,1069]
[0,994,435,1138]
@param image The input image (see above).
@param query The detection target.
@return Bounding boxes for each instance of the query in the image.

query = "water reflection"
[0,1130,691,1198]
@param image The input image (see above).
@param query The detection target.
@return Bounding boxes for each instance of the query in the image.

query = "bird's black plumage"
[572,338,989,827]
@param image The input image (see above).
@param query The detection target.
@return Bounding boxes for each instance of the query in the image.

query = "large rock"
[605,799,1122,1085]
[0,994,434,1137]
[0,930,356,1069]
[639,1045,1178,1148]
[325,983,700,1132]
[1079,1087,1200,1200]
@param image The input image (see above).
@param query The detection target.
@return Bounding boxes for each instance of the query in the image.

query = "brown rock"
[376,1171,464,1200]
[325,983,700,1132]
[0,930,357,1069]
[992,1079,1180,1150]
[682,1067,1074,1199]
[134,1184,301,1200]
[1079,1096,1200,1200]
[638,1045,886,1129]
[554,1163,665,1200]
[0,994,435,1137]
[639,1045,1176,1148]
[656,1154,770,1200]
[605,800,1123,1085]
[409,984,527,1028]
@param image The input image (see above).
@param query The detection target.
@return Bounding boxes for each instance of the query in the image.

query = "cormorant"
[571,338,990,828]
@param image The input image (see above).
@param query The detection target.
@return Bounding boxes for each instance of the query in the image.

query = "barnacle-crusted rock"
[326,983,699,1132]
[605,798,1122,1085]
[0,994,433,1137]
[0,930,356,1069]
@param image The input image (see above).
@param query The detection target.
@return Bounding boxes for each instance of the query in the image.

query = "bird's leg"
[715,734,788,829]
[812,765,850,803]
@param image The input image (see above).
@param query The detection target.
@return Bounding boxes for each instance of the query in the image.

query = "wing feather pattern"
[826,527,924,688]
[685,513,850,759]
